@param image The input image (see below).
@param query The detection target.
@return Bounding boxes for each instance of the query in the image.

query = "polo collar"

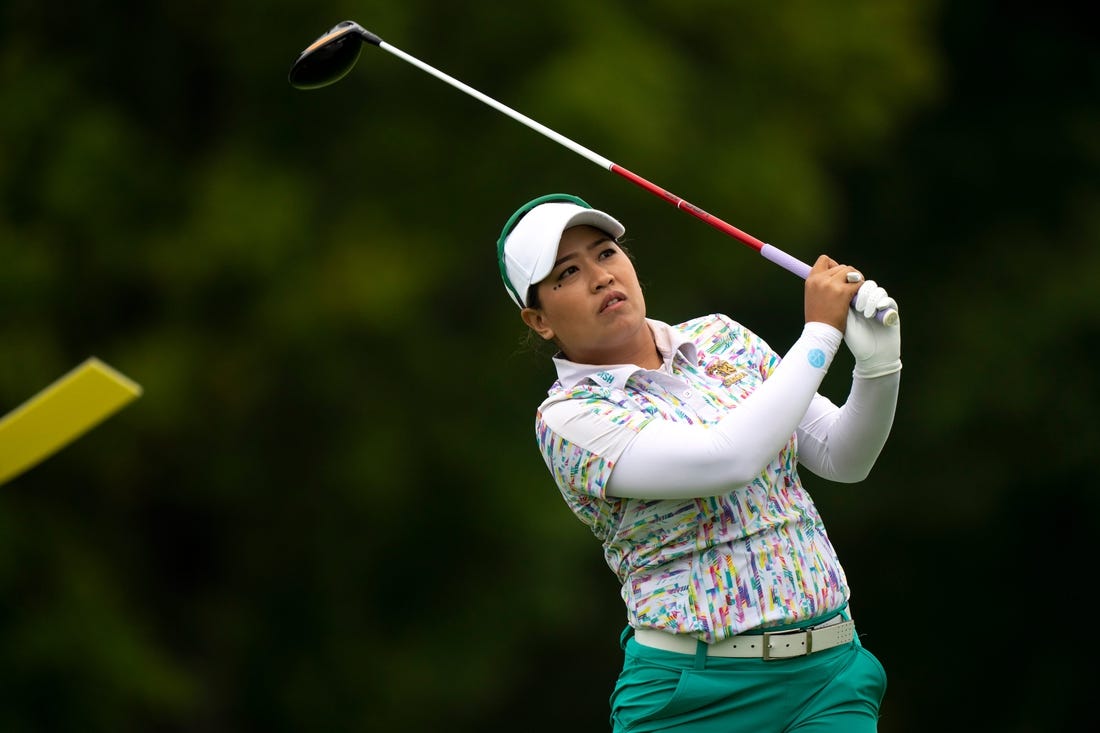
[550,318,699,390]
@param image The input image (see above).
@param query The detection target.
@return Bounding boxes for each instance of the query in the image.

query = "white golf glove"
[844,280,902,378]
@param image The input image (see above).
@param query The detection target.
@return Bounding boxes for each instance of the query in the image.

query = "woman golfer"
[497,193,901,732]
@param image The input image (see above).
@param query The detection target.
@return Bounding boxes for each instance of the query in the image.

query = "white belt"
[634,615,855,661]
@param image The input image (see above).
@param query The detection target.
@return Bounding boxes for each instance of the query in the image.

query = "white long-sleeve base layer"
[605,322,899,499]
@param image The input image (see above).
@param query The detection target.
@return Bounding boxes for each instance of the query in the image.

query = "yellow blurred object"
[0,357,142,486]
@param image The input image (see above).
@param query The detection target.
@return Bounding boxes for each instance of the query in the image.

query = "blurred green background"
[1,0,1096,731]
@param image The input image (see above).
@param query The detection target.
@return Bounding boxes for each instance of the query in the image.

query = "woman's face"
[521,225,650,365]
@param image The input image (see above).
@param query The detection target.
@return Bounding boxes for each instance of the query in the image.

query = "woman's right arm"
[604,255,862,500]
[605,322,842,499]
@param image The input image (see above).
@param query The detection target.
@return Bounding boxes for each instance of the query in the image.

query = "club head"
[288,20,379,89]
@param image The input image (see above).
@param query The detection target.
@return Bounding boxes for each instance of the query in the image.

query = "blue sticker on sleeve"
[807,349,826,368]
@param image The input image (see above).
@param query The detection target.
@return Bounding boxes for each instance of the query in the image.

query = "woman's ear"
[520,307,555,341]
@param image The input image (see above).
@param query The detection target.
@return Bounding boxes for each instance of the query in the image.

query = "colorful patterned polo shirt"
[535,314,849,642]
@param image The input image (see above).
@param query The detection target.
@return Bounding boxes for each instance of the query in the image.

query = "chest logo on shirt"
[704,360,749,387]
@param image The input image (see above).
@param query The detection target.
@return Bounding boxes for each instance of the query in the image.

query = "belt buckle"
[762,627,811,661]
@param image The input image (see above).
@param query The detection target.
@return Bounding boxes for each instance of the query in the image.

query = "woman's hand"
[844,280,902,378]
[804,255,863,331]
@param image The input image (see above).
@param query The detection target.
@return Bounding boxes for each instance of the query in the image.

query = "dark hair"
[526,282,542,309]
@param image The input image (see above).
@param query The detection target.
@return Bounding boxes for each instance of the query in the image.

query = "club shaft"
[380,42,775,250]
[378,40,897,326]
[381,43,614,169]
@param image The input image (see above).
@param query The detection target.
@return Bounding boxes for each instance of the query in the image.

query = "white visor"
[500,201,625,308]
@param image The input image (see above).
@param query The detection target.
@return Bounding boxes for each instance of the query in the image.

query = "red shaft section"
[610,164,767,252]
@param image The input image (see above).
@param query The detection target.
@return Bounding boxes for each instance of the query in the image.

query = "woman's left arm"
[795,374,900,483]
[798,280,901,482]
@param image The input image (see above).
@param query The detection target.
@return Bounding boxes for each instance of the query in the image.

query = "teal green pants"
[610,625,886,732]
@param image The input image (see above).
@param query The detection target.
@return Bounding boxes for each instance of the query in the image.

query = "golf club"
[288,20,898,326]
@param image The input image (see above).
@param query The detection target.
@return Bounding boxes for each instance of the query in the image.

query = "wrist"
[853,359,902,379]
[803,320,843,342]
